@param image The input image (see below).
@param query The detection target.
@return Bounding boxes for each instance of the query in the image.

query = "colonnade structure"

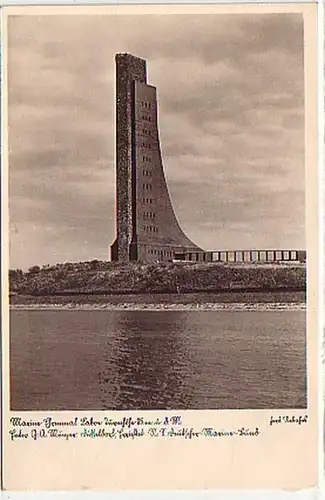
[110,53,306,265]
[173,249,306,264]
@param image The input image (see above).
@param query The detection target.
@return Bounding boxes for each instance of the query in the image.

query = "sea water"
[10,309,307,410]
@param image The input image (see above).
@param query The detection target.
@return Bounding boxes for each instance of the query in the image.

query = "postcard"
[1,2,321,491]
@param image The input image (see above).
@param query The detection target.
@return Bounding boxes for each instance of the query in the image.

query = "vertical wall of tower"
[111,54,147,261]
[130,81,201,262]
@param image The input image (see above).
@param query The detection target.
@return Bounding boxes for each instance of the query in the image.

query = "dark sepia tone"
[8,13,306,412]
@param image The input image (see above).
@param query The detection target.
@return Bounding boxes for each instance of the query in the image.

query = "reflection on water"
[98,312,195,410]
[10,310,306,410]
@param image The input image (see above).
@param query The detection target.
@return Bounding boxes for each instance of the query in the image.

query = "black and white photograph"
[7,10,309,413]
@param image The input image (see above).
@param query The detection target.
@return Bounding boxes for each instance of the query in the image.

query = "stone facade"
[111,54,147,261]
[111,53,202,262]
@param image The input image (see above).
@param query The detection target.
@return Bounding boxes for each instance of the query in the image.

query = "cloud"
[7,12,305,269]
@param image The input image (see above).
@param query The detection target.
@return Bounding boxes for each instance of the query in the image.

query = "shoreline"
[10,302,306,312]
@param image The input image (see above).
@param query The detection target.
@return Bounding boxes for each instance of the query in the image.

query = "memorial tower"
[111,53,202,262]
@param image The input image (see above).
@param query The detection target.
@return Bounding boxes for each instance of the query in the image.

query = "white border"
[1,0,324,498]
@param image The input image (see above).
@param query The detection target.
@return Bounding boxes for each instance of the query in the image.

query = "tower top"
[115,53,146,64]
[115,53,147,85]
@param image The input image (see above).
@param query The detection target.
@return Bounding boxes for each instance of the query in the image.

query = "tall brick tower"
[111,53,202,262]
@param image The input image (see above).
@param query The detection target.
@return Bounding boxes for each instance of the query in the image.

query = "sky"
[7,12,305,270]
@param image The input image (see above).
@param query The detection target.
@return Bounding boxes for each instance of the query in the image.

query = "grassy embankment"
[9,260,306,306]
